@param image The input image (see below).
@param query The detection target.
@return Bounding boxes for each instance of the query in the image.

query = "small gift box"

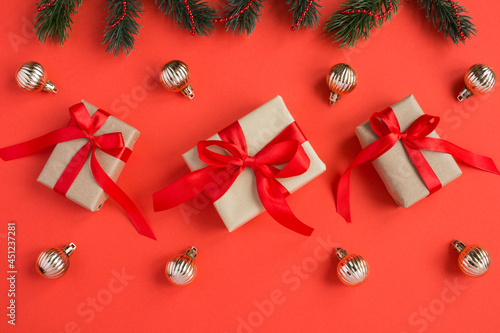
[356,95,462,207]
[0,101,154,239]
[153,96,326,235]
[336,94,500,222]
[38,100,140,212]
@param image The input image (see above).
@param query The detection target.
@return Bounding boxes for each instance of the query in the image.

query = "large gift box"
[154,96,326,235]
[0,101,154,239]
[336,94,500,222]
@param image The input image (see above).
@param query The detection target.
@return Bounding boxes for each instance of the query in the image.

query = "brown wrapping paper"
[355,94,462,207]
[37,100,140,211]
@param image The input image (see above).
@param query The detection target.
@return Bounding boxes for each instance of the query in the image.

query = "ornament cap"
[329,92,341,106]
[457,88,472,102]
[42,80,58,94]
[452,240,467,253]
[185,246,197,259]
[181,85,195,99]
[335,247,348,261]
[61,243,77,257]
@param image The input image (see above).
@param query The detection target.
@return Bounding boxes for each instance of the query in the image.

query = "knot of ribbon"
[0,103,155,240]
[336,107,500,222]
[153,121,314,236]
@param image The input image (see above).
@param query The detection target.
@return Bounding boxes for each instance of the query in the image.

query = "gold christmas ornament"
[16,61,58,93]
[326,63,357,106]
[165,246,198,286]
[36,243,76,279]
[457,64,496,101]
[159,60,194,99]
[335,247,369,286]
[452,240,491,277]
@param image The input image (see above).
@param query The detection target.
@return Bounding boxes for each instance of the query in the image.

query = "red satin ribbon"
[337,107,500,222]
[0,103,155,240]
[153,121,314,236]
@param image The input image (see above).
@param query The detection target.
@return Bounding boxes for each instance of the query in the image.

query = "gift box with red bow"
[0,101,155,239]
[153,96,326,235]
[336,94,500,222]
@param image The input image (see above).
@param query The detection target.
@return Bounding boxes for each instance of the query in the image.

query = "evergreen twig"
[103,0,144,56]
[417,0,475,45]
[287,0,322,30]
[156,0,217,36]
[34,0,83,45]
[223,0,265,36]
[324,0,399,48]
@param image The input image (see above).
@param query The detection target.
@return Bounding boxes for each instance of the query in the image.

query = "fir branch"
[324,0,399,48]
[223,0,265,36]
[417,0,475,45]
[103,0,143,56]
[34,0,82,45]
[156,0,217,36]
[287,0,322,31]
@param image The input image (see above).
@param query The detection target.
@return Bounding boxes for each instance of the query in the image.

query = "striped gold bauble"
[457,64,496,101]
[335,247,369,286]
[36,243,76,279]
[159,60,194,99]
[452,240,491,277]
[326,63,357,106]
[16,61,58,93]
[165,246,198,286]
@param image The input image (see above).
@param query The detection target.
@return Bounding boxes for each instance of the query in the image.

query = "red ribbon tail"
[153,166,237,212]
[255,173,314,236]
[0,127,85,161]
[414,138,500,175]
[336,170,352,223]
[335,135,398,222]
[90,153,156,240]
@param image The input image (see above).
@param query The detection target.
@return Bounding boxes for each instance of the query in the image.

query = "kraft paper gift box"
[37,100,140,211]
[182,95,326,232]
[355,94,462,207]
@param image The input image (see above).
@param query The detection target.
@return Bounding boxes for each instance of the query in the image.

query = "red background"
[1,1,500,332]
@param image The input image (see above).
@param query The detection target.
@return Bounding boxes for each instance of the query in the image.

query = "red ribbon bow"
[0,103,155,240]
[153,121,314,236]
[337,107,500,222]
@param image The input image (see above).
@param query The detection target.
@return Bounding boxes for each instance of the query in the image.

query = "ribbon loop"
[336,106,500,222]
[154,120,314,236]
